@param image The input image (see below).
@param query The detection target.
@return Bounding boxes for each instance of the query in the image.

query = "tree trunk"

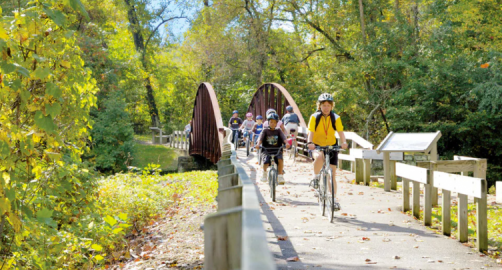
[124,0,160,127]
[358,0,366,44]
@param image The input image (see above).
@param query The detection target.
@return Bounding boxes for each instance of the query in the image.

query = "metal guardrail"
[204,127,276,270]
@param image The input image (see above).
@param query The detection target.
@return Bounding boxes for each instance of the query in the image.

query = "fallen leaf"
[341,213,348,216]
[365,259,371,262]
[388,208,391,211]
[393,255,400,259]
[286,256,299,262]
[362,237,370,241]
[358,192,364,195]
[277,236,288,241]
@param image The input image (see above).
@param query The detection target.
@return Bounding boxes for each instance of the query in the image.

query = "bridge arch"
[189,83,224,163]
[246,83,307,127]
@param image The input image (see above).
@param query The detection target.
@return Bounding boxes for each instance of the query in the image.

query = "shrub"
[91,92,135,173]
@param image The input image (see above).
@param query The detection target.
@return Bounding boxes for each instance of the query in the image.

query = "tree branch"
[142,16,187,62]
[297,47,325,62]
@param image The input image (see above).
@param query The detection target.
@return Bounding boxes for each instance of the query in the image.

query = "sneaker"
[309,177,319,189]
[260,171,267,182]
[278,175,285,185]
[333,199,341,211]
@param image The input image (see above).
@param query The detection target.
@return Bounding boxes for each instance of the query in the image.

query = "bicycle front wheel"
[269,168,277,202]
[326,169,335,223]
[258,148,262,165]
[234,132,239,148]
[246,138,250,156]
[318,170,327,216]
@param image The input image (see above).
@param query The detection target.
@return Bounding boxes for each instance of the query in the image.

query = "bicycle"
[288,129,298,162]
[231,128,240,149]
[243,130,253,157]
[260,146,284,202]
[313,145,343,223]
[255,134,263,165]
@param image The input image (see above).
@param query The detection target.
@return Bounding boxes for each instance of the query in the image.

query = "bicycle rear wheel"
[292,144,297,163]
[318,170,326,216]
[269,168,277,202]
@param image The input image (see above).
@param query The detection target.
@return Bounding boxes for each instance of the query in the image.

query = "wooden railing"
[204,128,276,270]
[169,131,189,154]
[396,158,488,252]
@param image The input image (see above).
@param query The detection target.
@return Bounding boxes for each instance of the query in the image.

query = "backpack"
[313,110,339,132]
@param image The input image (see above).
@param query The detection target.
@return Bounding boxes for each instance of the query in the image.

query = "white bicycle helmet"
[318,93,333,102]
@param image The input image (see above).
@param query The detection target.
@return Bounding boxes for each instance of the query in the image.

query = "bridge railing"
[169,131,189,154]
[396,159,488,252]
[204,127,276,270]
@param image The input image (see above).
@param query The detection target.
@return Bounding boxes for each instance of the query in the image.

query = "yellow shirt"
[307,113,344,146]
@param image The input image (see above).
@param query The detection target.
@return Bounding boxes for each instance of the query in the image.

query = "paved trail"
[236,148,500,270]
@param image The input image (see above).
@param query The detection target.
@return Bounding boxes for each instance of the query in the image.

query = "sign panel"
[396,163,428,184]
[433,171,483,198]
[376,131,441,153]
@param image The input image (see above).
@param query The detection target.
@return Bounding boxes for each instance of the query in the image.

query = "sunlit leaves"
[34,111,56,133]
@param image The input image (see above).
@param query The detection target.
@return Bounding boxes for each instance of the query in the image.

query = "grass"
[400,201,502,259]
[134,134,152,142]
[131,143,179,171]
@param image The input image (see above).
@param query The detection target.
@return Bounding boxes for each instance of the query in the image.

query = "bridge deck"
[235,148,496,269]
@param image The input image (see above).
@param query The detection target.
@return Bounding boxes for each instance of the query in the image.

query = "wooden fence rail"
[168,130,189,154]
[204,128,276,270]
[397,159,488,252]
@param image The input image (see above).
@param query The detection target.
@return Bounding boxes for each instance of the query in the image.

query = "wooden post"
[458,193,468,243]
[363,159,371,186]
[390,160,397,190]
[424,171,432,226]
[412,181,420,219]
[384,152,391,192]
[402,178,410,212]
[430,144,438,206]
[151,130,155,144]
[476,179,488,252]
[355,158,364,184]
[159,129,163,144]
[442,189,451,236]
[351,141,356,172]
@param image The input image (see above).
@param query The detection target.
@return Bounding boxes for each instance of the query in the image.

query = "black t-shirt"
[229,117,243,129]
[258,128,287,148]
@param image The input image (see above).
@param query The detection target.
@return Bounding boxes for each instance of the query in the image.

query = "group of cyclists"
[227,93,348,211]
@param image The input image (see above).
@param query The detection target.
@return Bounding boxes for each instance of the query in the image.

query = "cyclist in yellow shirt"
[306,93,348,209]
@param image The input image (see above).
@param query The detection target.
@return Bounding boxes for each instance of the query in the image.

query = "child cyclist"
[239,112,256,148]
[255,113,290,184]
[306,93,348,210]
[263,108,287,134]
[228,110,243,145]
[252,115,264,150]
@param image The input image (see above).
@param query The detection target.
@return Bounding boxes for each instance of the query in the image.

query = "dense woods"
[0,0,501,268]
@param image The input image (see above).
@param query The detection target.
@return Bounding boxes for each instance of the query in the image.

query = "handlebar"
[314,145,344,152]
[260,145,285,156]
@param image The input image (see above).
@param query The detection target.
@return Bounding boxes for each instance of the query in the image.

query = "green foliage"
[90,92,135,173]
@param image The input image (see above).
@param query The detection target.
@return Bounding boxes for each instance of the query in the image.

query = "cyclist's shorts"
[262,151,283,165]
[313,144,338,166]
